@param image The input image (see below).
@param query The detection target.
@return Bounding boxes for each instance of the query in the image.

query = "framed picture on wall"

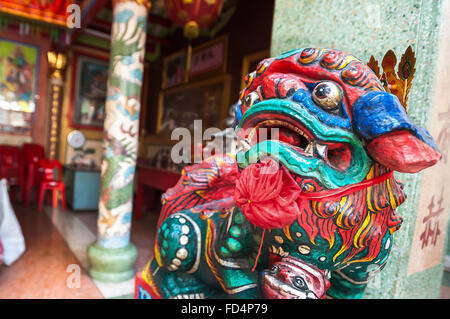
[190,35,228,79]
[70,51,109,130]
[0,38,39,135]
[162,49,187,89]
[240,49,270,90]
[156,74,230,135]
[161,35,228,89]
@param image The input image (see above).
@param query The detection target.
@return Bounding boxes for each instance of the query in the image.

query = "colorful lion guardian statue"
[135,48,441,299]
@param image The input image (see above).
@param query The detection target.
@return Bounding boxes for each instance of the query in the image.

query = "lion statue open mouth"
[136,48,441,300]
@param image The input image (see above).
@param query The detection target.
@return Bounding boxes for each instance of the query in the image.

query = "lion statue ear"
[352,91,441,173]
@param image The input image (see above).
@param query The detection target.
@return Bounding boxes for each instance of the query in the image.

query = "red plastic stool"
[37,159,66,213]
[22,143,45,205]
[0,145,25,202]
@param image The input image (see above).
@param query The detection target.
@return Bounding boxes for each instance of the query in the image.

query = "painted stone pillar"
[271,0,449,298]
[88,0,150,282]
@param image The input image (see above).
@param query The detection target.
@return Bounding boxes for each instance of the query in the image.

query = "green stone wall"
[442,225,450,287]
[271,0,447,298]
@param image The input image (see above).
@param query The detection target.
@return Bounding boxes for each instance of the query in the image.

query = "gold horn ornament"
[367,46,416,112]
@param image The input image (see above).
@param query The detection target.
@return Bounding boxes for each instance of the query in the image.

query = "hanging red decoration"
[163,0,224,39]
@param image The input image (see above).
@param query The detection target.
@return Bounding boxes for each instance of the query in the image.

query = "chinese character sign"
[408,31,450,275]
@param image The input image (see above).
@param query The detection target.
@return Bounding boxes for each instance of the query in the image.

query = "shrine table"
[134,165,181,220]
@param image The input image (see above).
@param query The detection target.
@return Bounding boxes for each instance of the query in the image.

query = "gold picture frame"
[156,74,231,136]
[161,48,187,89]
[161,35,228,89]
[189,34,228,80]
[240,49,270,90]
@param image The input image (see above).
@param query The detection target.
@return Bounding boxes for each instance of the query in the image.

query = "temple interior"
[0,0,448,300]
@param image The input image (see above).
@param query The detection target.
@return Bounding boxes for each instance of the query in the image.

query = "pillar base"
[88,242,138,282]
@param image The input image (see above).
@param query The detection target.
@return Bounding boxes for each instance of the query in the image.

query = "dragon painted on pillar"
[135,47,441,299]
[96,0,148,250]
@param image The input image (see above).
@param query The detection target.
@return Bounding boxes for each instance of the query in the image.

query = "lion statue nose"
[353,91,441,173]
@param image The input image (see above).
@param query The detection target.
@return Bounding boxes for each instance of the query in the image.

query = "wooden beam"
[90,18,112,32]
[147,14,173,27]
[147,34,170,45]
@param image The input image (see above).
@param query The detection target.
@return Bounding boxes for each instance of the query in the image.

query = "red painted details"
[235,157,405,264]
[261,256,330,299]
[135,272,161,299]
[367,130,442,173]
[325,142,352,171]
[156,154,239,230]
[240,48,384,119]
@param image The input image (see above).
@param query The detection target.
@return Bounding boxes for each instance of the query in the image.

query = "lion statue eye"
[270,265,279,274]
[312,81,342,109]
[292,276,308,291]
[244,91,260,107]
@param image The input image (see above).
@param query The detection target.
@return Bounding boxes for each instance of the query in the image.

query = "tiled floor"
[0,199,160,299]
[75,207,159,273]
[0,204,103,299]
